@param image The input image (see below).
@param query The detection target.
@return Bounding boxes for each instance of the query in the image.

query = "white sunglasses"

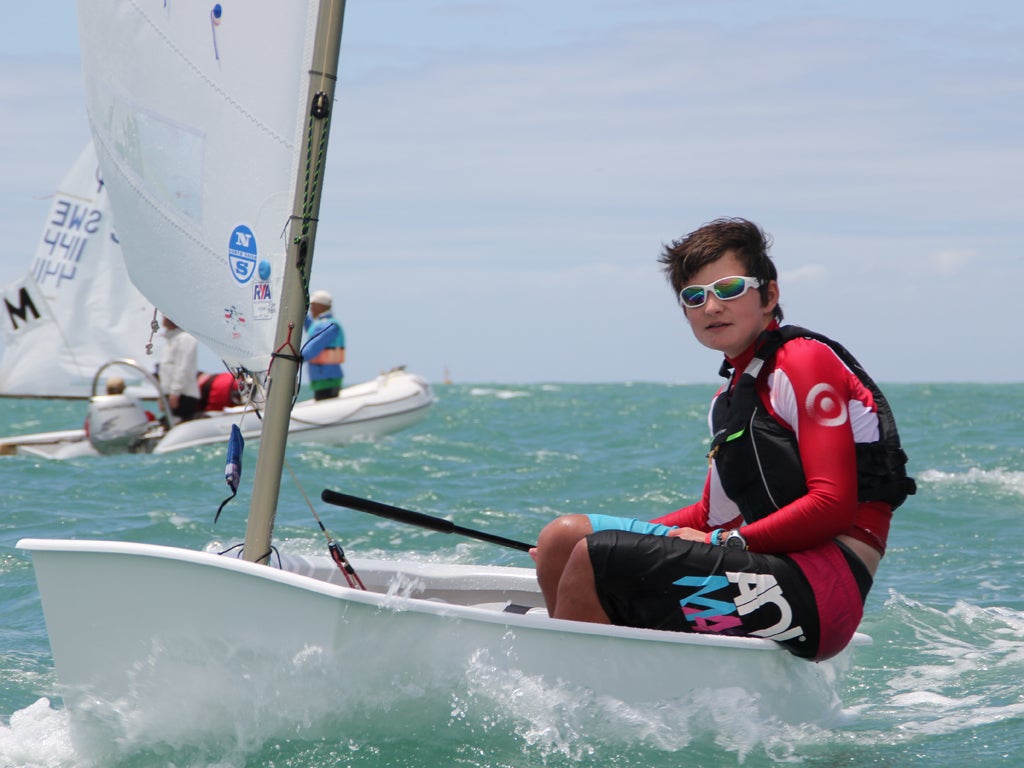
[678,276,761,309]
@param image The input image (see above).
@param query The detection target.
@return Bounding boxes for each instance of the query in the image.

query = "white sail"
[77,0,322,371]
[0,143,154,398]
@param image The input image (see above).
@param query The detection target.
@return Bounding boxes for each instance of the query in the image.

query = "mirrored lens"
[679,286,707,307]
[711,276,748,300]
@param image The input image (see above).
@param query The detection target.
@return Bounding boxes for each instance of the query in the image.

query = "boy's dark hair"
[658,217,783,321]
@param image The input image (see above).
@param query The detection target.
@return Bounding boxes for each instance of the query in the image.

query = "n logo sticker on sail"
[228,224,258,285]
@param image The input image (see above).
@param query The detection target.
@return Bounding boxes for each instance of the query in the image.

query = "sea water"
[1,383,1022,767]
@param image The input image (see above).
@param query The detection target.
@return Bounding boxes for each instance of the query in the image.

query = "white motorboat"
[0,359,434,459]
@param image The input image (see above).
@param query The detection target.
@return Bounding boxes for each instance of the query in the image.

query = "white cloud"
[931,250,975,277]
[780,265,828,283]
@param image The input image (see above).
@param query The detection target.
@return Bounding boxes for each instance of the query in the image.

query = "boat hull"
[153,367,434,453]
[18,537,862,752]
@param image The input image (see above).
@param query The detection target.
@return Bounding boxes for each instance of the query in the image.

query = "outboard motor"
[84,394,154,454]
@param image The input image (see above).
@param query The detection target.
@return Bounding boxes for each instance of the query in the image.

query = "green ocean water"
[1,382,1023,767]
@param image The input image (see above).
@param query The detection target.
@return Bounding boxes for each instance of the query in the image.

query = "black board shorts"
[587,530,823,659]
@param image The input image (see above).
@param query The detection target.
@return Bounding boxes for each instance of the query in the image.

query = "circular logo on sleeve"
[805,382,849,427]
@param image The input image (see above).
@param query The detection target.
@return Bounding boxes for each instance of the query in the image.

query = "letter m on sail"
[3,282,45,334]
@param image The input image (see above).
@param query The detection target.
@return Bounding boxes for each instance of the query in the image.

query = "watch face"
[725,532,745,549]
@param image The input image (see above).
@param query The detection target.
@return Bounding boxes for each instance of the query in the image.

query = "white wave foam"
[0,698,76,768]
[468,387,532,399]
[457,646,836,762]
[918,467,1024,496]
[858,593,1024,740]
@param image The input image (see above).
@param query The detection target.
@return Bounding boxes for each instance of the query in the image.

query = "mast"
[243,0,348,564]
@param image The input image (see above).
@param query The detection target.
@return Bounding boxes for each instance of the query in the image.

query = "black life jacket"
[708,325,916,524]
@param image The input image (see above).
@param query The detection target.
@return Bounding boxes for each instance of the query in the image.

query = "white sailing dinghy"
[19,0,864,752]
[0,146,432,458]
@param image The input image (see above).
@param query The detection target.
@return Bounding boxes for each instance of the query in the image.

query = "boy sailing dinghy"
[18,0,865,752]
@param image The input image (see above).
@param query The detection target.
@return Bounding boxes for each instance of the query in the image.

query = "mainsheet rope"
[284,459,365,589]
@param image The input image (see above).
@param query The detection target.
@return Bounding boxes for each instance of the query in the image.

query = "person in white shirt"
[158,316,201,423]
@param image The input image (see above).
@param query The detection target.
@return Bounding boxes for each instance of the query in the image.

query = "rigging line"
[308,115,330,222]
[293,89,331,299]
[213,487,237,524]
[284,458,365,589]
[298,109,321,235]
[292,359,306,409]
[304,114,330,229]
[217,542,282,570]
[208,362,256,422]
[298,322,333,356]
[297,88,331,239]
[266,322,306,411]
[227,368,265,431]
[267,322,301,376]
[280,217,310,303]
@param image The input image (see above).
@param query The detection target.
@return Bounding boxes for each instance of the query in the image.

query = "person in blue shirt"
[303,289,345,400]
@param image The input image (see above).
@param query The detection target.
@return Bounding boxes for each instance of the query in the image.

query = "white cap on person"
[310,290,333,307]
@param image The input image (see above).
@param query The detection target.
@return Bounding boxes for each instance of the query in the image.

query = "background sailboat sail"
[0,142,154,398]
[77,0,325,372]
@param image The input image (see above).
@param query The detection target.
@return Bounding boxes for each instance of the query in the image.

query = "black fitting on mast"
[311,91,330,118]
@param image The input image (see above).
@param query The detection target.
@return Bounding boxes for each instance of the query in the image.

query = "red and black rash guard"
[652,328,893,556]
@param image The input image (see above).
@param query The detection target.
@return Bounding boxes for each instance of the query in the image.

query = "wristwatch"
[722,530,748,550]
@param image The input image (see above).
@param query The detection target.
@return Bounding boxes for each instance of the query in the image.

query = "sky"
[1,1,1021,384]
